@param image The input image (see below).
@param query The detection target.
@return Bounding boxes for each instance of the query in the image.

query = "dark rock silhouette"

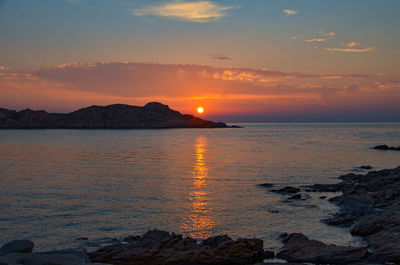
[372,145,400,151]
[0,103,233,129]
[271,186,300,194]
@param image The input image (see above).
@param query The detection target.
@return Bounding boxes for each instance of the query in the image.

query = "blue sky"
[0,0,399,121]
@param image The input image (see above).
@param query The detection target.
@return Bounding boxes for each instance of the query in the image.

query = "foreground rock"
[372,144,400,151]
[0,240,109,265]
[310,166,400,263]
[276,233,368,264]
[0,103,233,129]
[89,229,266,265]
[0,240,34,255]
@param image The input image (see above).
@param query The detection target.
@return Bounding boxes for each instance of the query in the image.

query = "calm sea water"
[1,123,400,251]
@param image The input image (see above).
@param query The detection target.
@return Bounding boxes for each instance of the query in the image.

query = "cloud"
[282,9,298,16]
[345,82,360,93]
[304,38,328,43]
[346,41,360,48]
[295,31,335,43]
[318,31,335,38]
[291,35,303,40]
[326,41,374,53]
[325,47,374,53]
[208,53,232,60]
[132,1,234,23]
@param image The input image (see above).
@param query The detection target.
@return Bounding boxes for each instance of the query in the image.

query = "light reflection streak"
[181,136,215,239]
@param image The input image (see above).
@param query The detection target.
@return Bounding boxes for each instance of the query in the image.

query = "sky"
[0,0,400,122]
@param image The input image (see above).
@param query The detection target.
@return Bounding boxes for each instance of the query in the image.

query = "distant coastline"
[0,102,237,129]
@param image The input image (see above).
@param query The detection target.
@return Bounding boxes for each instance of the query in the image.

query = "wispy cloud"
[294,31,335,43]
[291,35,303,40]
[318,31,335,38]
[304,38,328,43]
[282,9,298,17]
[346,41,360,48]
[132,1,234,23]
[326,42,374,53]
[325,47,374,52]
[208,53,232,60]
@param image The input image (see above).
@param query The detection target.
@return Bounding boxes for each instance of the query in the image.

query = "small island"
[0,102,234,129]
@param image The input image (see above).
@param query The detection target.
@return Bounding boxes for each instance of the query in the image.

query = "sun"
[197,106,204,114]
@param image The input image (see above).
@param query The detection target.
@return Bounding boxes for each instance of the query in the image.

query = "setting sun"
[197,107,204,114]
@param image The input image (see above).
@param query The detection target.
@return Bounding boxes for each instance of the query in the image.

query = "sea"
[1,123,400,251]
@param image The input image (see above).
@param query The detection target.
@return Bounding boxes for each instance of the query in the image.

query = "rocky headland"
[0,103,233,129]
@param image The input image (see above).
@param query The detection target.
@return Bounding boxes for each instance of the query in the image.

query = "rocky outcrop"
[276,233,368,264]
[309,166,400,263]
[88,229,267,265]
[372,145,400,151]
[0,103,233,129]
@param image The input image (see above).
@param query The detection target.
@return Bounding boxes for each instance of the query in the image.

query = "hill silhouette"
[0,102,231,129]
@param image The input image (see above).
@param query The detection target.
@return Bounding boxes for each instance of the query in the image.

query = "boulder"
[0,240,34,255]
[277,233,368,264]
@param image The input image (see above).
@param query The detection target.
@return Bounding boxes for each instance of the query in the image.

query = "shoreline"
[1,166,399,264]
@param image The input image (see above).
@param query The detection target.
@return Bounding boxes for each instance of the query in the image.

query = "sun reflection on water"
[181,136,215,239]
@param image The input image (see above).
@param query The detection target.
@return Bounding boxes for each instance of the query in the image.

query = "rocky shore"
[304,166,400,263]
[2,166,399,265]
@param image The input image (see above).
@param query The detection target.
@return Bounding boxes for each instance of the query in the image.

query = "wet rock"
[360,165,372,170]
[287,193,311,201]
[271,186,300,194]
[302,183,343,192]
[276,233,368,264]
[373,145,400,151]
[258,183,274,188]
[123,235,140,243]
[287,194,301,200]
[89,229,266,265]
[373,145,389,150]
[0,240,34,255]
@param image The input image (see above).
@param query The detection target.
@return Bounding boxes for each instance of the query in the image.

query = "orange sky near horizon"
[1,62,399,122]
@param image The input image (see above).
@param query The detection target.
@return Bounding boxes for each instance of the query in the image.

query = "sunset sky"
[1,0,400,122]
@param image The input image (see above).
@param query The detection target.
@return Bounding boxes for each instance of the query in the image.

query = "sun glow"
[197,106,204,114]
